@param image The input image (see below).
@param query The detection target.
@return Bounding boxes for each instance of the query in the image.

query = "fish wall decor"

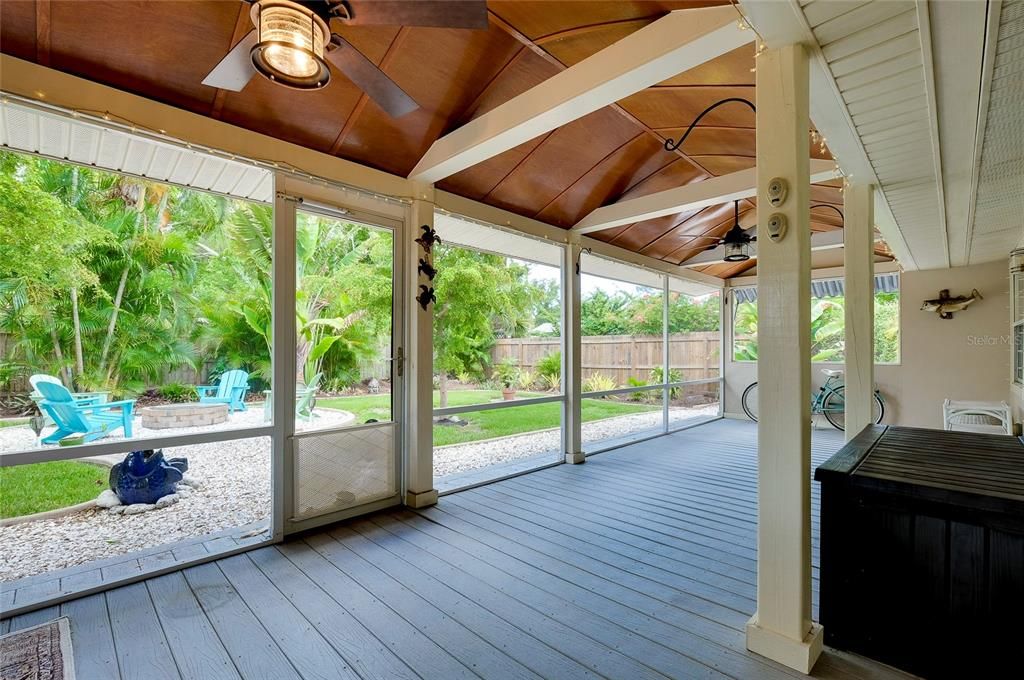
[920,288,982,319]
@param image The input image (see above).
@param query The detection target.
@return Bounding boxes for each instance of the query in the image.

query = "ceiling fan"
[679,202,757,262]
[201,0,488,118]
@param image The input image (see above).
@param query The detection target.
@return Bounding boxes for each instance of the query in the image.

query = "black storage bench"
[815,425,1024,679]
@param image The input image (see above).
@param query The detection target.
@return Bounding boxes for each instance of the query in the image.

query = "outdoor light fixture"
[678,201,756,262]
[721,202,755,262]
[250,0,331,90]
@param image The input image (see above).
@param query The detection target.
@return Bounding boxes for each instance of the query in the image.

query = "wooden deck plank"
[331,522,601,680]
[105,583,181,680]
[246,546,420,680]
[379,510,734,680]
[146,572,242,680]
[215,553,361,680]
[7,604,60,632]
[276,540,477,679]
[181,563,301,680]
[60,594,120,679]
[414,504,797,680]
[358,514,703,680]
[453,487,757,607]
[305,531,543,680]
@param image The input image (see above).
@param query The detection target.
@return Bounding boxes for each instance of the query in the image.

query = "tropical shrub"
[536,351,561,381]
[650,366,684,399]
[583,373,616,393]
[541,373,561,392]
[627,377,652,402]
[517,370,536,390]
[157,383,197,403]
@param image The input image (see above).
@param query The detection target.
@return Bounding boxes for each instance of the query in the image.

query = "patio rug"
[0,617,75,680]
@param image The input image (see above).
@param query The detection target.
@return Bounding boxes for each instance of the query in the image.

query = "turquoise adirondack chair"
[296,372,322,424]
[195,369,249,412]
[34,380,135,445]
[29,374,108,426]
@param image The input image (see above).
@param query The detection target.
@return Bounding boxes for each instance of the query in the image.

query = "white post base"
[405,489,438,508]
[746,615,824,674]
[565,452,585,464]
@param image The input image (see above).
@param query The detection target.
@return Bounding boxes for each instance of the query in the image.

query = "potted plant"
[495,357,520,401]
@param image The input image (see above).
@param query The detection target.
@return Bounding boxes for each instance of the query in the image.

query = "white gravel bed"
[434,405,718,478]
[0,408,352,581]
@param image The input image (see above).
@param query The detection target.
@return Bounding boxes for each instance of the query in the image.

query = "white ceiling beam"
[571,159,839,234]
[680,228,883,268]
[409,6,750,184]
[738,0,919,271]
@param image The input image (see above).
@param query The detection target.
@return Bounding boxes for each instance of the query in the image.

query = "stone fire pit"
[140,403,228,430]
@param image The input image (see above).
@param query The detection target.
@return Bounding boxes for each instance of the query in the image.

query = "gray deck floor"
[1,419,916,679]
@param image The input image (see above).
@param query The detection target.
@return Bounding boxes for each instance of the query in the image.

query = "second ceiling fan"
[202,0,487,118]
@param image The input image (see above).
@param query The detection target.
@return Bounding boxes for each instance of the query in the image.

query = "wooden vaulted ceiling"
[0,0,848,278]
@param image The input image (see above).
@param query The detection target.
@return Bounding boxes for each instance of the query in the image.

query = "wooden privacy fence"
[492,332,720,387]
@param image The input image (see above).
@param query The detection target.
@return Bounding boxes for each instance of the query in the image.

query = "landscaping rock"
[122,503,157,515]
[95,490,122,509]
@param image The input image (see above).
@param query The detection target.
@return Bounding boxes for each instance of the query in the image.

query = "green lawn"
[0,418,29,429]
[320,389,658,446]
[0,461,108,518]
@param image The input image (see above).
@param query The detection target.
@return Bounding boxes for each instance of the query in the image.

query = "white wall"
[724,259,1012,430]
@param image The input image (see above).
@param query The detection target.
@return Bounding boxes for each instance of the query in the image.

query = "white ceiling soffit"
[967,0,1024,265]
[741,0,944,271]
[434,212,563,269]
[0,100,274,203]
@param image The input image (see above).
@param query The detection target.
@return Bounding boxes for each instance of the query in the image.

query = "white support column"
[562,236,584,464]
[405,185,438,508]
[271,187,297,538]
[843,184,875,440]
[662,275,671,433]
[745,44,824,674]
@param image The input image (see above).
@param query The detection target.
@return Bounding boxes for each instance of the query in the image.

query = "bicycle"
[740,369,884,431]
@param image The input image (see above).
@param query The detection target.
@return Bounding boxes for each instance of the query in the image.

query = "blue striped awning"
[732,273,899,304]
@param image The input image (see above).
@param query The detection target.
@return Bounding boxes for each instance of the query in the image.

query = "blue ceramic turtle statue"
[109,449,189,505]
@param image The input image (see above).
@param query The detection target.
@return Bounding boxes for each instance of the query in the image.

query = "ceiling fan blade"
[202,30,258,91]
[337,1,488,29]
[327,35,419,118]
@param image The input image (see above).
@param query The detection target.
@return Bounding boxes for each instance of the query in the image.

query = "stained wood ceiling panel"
[608,200,734,257]
[487,1,724,41]
[654,126,754,156]
[437,136,549,201]
[658,43,756,86]
[0,1,35,61]
[485,108,642,217]
[618,85,757,130]
[47,0,236,114]
[332,25,523,175]
[534,134,676,227]
[538,19,655,66]
[617,157,708,202]
[437,48,562,200]
[450,47,558,123]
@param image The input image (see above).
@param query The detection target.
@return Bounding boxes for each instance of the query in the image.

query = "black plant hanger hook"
[664,97,756,152]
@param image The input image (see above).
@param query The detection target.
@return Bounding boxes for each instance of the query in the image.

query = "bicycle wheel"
[741,382,759,422]
[823,386,884,431]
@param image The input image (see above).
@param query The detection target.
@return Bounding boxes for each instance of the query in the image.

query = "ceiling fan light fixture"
[250,0,331,89]
[723,241,750,262]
